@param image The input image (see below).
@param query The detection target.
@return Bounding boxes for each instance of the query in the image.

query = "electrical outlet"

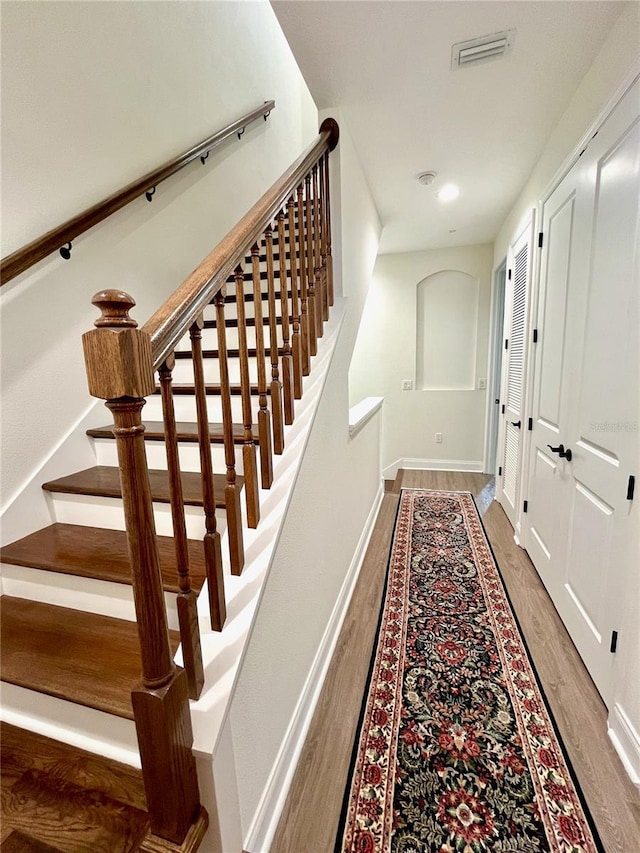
[435,432,443,443]
[478,378,486,390]
[402,379,413,391]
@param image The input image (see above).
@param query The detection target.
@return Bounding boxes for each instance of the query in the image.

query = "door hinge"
[501,404,505,414]
[505,338,509,350]
[508,269,512,280]
[533,328,538,343]
[523,500,528,513]
[610,630,618,654]
[627,475,635,501]
[498,466,502,476]
[538,232,544,248]
[528,417,533,431]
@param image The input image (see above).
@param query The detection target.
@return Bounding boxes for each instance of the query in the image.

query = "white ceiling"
[272,0,627,254]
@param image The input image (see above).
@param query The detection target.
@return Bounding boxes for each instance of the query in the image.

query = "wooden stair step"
[174,347,284,360]
[223,287,294,301]
[203,315,282,329]
[0,722,148,853]
[155,384,261,397]
[0,598,179,719]
[223,268,285,284]
[0,523,206,594]
[42,466,237,509]
[88,421,259,446]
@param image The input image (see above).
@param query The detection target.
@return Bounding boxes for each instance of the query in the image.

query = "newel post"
[82,290,206,849]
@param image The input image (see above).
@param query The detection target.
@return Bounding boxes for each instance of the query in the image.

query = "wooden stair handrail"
[80,118,339,848]
[0,100,276,286]
[143,118,340,369]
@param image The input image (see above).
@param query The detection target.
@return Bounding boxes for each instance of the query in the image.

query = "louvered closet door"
[498,219,533,528]
[524,77,640,706]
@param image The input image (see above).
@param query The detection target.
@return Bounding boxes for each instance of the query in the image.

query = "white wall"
[493,3,640,267]
[349,244,494,474]
[226,114,383,846]
[0,0,317,513]
[492,2,640,782]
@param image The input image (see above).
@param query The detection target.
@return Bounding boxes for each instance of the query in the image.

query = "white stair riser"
[174,324,279,353]
[171,357,259,386]
[93,438,243,475]
[49,492,225,540]
[144,393,250,423]
[1,683,140,768]
[1,562,182,630]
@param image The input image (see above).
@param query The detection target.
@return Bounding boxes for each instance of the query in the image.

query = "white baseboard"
[608,702,640,789]
[382,457,484,480]
[243,480,385,853]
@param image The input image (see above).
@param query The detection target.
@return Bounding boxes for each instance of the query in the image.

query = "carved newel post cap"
[92,289,138,328]
[83,289,155,400]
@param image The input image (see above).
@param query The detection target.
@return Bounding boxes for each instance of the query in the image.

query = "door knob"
[547,443,573,461]
[511,420,521,428]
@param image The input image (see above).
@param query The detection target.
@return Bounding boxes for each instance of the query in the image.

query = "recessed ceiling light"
[437,184,460,202]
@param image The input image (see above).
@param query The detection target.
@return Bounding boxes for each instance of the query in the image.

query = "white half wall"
[0,0,317,512]
[349,244,494,472]
[224,111,383,848]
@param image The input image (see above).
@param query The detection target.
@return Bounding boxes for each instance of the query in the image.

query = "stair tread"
[42,466,238,508]
[0,523,206,593]
[156,384,263,396]
[0,598,179,720]
[0,722,148,852]
[204,316,282,328]
[174,347,284,359]
[87,421,258,445]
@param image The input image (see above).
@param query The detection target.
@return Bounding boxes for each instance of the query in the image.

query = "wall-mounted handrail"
[143,117,339,369]
[0,100,275,286]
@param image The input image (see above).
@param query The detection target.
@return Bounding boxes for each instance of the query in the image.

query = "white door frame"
[495,213,535,540]
[483,260,506,475]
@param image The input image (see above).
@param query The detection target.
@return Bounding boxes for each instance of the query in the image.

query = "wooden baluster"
[189,318,226,630]
[305,173,318,357]
[324,149,335,307]
[213,287,245,576]
[251,242,274,489]
[318,155,330,322]
[83,290,205,846]
[296,184,311,376]
[277,210,295,424]
[312,163,324,339]
[264,225,285,454]
[287,195,303,399]
[234,265,260,528]
[158,357,204,701]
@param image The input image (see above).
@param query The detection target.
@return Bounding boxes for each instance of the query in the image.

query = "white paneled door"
[497,218,534,529]
[525,78,640,706]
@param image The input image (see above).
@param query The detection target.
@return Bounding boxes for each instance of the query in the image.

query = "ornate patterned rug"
[336,489,602,853]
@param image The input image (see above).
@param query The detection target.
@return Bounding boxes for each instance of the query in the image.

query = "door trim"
[483,260,506,475]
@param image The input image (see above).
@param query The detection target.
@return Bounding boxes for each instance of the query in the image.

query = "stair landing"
[0,722,148,853]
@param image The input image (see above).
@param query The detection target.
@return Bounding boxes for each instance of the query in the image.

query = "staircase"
[1,119,339,852]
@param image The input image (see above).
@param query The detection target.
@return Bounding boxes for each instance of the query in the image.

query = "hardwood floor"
[0,724,148,853]
[270,470,640,853]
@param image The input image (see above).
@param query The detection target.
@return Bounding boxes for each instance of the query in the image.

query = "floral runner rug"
[336,489,602,853]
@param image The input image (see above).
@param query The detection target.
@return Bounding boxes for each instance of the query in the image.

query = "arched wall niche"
[416,269,479,390]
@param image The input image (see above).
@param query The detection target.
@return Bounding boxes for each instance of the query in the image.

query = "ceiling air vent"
[451,29,516,70]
